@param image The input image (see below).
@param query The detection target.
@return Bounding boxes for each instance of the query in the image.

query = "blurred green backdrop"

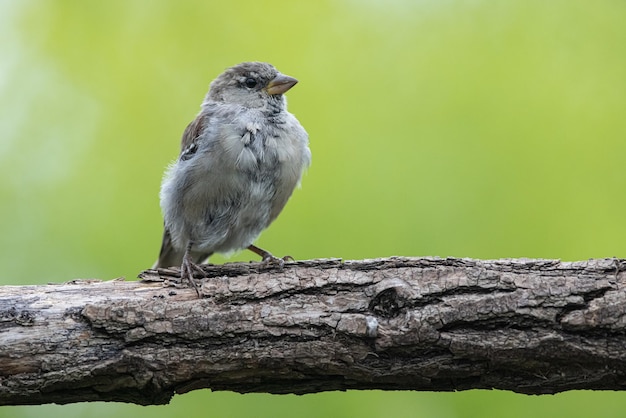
[2,0,626,417]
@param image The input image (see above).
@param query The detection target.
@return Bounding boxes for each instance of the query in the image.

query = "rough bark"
[1,257,626,406]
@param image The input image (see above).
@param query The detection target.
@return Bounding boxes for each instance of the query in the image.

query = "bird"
[155,62,311,295]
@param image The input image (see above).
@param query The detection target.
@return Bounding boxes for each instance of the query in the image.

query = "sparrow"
[155,62,311,295]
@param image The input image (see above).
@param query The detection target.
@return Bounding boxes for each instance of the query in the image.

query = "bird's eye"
[244,78,257,88]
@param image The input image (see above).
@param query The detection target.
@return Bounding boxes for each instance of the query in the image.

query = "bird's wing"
[180,112,210,155]
[154,112,214,269]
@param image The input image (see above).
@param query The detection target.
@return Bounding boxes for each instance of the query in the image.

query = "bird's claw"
[260,254,294,269]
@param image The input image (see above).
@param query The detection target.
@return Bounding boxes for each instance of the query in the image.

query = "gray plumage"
[155,62,310,280]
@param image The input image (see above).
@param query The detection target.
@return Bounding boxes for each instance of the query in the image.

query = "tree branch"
[1,257,626,405]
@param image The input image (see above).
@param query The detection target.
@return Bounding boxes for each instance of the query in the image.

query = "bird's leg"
[181,242,205,297]
[247,244,294,269]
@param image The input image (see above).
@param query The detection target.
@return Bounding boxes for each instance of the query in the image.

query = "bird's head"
[206,62,298,110]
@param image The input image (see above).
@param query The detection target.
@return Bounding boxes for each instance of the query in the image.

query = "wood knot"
[369,287,406,318]
[6,306,36,326]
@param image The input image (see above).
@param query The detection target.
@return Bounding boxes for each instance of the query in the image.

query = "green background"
[2,1,626,417]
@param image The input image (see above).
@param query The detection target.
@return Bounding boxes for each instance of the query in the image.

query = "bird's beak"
[265,74,298,95]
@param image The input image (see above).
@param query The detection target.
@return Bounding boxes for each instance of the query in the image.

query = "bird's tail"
[153,228,212,268]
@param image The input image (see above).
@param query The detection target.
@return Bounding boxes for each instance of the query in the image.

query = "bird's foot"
[180,255,206,297]
[260,253,294,269]
[247,244,294,269]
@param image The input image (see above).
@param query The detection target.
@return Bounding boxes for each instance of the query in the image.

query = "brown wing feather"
[180,112,209,154]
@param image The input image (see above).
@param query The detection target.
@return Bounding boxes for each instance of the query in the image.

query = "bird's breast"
[216,121,281,174]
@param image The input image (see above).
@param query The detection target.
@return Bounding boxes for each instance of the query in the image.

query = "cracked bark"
[1,257,626,406]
